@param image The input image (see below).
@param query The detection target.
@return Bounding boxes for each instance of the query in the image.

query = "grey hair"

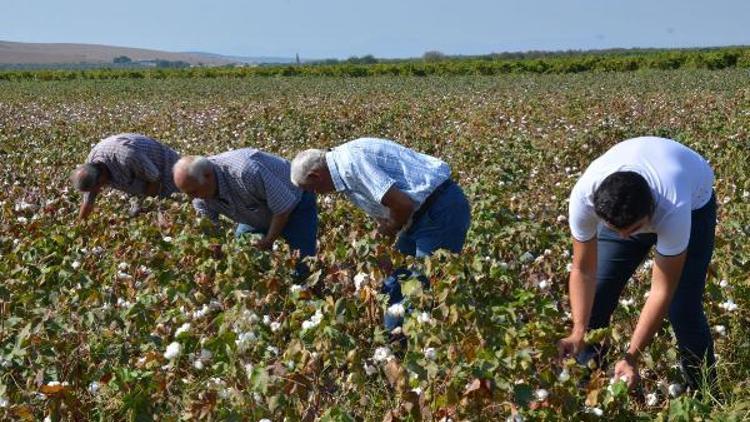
[174,156,214,185]
[71,163,100,191]
[290,149,327,186]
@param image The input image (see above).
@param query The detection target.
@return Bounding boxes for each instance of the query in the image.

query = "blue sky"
[2,0,749,59]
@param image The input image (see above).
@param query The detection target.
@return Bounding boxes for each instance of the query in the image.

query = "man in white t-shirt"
[557,136,716,391]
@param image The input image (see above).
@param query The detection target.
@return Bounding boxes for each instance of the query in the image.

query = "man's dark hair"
[593,171,654,229]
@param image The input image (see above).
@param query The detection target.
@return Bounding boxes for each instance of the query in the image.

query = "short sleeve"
[256,165,300,214]
[655,206,691,256]
[568,186,598,242]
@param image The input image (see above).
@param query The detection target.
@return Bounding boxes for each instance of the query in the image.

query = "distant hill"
[0,40,234,66]
[185,51,296,65]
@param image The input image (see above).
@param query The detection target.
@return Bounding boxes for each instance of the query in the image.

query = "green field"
[1,70,749,420]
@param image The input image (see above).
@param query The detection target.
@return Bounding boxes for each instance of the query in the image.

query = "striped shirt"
[193,148,302,230]
[325,138,451,219]
[86,133,180,198]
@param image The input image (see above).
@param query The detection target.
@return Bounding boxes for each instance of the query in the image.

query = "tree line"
[1,47,749,81]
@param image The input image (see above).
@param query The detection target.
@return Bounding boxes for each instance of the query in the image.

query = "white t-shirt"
[569,137,713,256]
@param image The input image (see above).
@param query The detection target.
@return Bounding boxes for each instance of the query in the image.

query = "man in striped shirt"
[71,133,181,219]
[291,138,471,329]
[173,148,318,278]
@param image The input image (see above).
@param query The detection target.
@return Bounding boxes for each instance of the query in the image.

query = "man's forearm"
[627,289,672,358]
[264,211,292,242]
[386,204,413,232]
[568,268,597,336]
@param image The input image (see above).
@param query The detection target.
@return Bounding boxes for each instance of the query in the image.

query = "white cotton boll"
[373,347,393,363]
[118,262,129,271]
[88,381,100,395]
[258,419,272,422]
[193,359,205,370]
[71,261,81,270]
[417,312,432,324]
[192,304,210,320]
[719,279,729,288]
[364,363,377,376]
[0,396,8,408]
[270,321,281,332]
[537,279,550,290]
[520,251,535,263]
[116,271,132,281]
[646,392,658,406]
[116,298,132,308]
[720,299,738,312]
[164,342,182,360]
[713,325,726,336]
[174,323,191,338]
[619,298,635,307]
[668,383,682,397]
[235,332,257,351]
[424,347,437,360]
[386,303,405,318]
[162,236,173,243]
[412,386,423,395]
[290,284,303,294]
[354,272,369,291]
[586,407,603,417]
[566,263,573,272]
[17,216,28,224]
[558,368,570,382]
[92,246,105,256]
[556,215,567,223]
[534,389,549,401]
[263,315,272,326]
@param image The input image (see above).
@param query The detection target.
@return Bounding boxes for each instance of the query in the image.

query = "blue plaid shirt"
[325,138,451,219]
[85,133,180,202]
[193,148,302,230]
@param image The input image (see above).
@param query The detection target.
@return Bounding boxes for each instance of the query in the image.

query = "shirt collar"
[325,150,347,192]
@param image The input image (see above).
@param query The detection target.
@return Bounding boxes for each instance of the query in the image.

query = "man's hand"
[613,357,640,389]
[145,181,161,197]
[255,237,274,251]
[78,191,97,220]
[557,333,585,359]
[376,217,398,237]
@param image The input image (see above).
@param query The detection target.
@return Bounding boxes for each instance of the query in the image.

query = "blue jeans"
[578,194,716,389]
[383,181,471,330]
[235,191,318,279]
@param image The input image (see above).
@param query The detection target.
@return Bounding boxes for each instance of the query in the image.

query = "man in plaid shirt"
[71,133,181,219]
[173,148,318,278]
